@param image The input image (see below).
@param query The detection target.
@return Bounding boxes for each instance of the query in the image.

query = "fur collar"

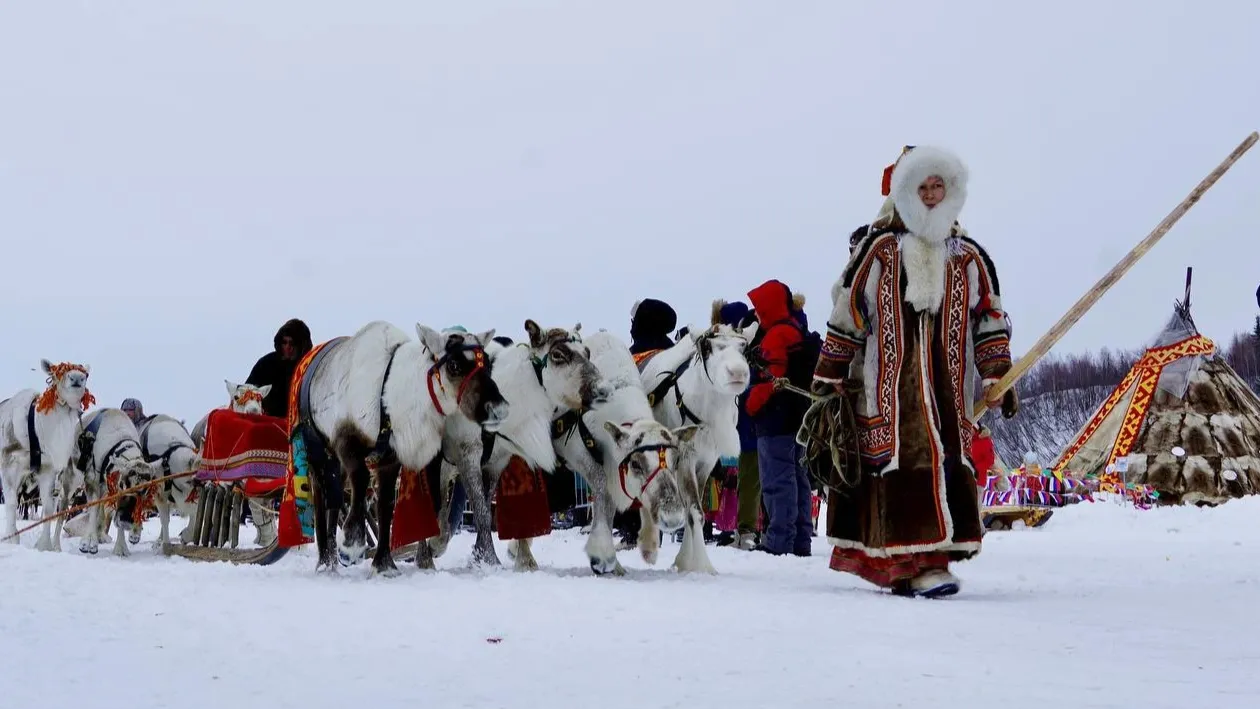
[882,145,969,314]
[890,145,969,244]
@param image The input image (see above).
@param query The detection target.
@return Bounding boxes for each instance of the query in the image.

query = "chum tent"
[1051,297,1260,506]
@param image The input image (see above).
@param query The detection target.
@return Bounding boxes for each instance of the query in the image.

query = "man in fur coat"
[811,145,1018,598]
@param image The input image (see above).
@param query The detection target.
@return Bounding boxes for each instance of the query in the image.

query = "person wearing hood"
[629,298,678,355]
[246,318,314,418]
[745,279,816,557]
[120,398,146,424]
[615,298,677,548]
[811,145,1019,599]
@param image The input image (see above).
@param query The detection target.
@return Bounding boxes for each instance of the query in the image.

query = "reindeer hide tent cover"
[1051,301,1260,505]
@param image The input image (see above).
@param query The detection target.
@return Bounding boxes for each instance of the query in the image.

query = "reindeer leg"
[248,497,275,547]
[584,477,624,576]
[457,453,500,568]
[34,471,56,551]
[112,503,132,557]
[425,472,456,562]
[2,472,18,543]
[53,475,72,549]
[369,457,401,577]
[638,505,660,566]
[335,441,370,563]
[309,462,337,573]
[80,473,101,555]
[674,463,716,575]
[414,537,436,571]
[179,482,201,544]
[513,537,539,572]
[155,492,172,549]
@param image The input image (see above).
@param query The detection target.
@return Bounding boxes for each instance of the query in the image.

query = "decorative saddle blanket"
[196,409,289,482]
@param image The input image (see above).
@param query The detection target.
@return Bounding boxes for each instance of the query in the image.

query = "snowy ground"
[2,500,1258,709]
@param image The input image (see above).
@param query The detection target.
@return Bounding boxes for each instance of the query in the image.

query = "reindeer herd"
[1,306,761,578]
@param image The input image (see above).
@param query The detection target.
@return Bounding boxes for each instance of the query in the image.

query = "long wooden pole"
[973,131,1259,420]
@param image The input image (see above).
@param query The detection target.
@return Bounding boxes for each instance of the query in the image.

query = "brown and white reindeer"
[188,380,275,546]
[302,320,508,576]
[424,320,610,571]
[637,308,759,573]
[74,408,160,556]
[1,360,95,551]
[554,330,697,576]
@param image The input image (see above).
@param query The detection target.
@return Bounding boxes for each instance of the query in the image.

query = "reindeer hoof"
[470,549,502,568]
[128,531,141,545]
[371,561,402,578]
[589,556,624,576]
[79,541,99,555]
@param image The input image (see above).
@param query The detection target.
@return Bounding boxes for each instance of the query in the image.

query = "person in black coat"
[246,318,314,418]
[629,298,678,355]
[615,297,678,548]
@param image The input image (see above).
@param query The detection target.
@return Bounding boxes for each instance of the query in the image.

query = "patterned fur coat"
[813,146,1016,560]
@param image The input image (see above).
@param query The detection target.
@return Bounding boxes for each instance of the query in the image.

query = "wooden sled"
[982,505,1055,531]
[160,477,291,566]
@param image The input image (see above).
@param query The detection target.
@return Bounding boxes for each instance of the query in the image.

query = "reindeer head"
[224,380,271,414]
[524,319,611,411]
[107,441,160,525]
[602,420,698,533]
[687,321,760,396]
[416,324,510,431]
[37,359,94,414]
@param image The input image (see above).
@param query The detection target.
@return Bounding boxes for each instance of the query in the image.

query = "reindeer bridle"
[233,389,264,409]
[427,344,489,416]
[619,443,674,510]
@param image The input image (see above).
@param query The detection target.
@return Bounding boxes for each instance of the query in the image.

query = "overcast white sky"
[1,1,1257,421]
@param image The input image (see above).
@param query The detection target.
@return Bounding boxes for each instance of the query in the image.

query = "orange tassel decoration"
[35,362,94,414]
[880,145,917,196]
[233,388,264,408]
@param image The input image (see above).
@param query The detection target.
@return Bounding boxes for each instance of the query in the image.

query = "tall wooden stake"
[973,131,1258,421]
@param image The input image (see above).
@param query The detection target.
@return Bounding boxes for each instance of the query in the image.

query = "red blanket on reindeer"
[197,409,289,496]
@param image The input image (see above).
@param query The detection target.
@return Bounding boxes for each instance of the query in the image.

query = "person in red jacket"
[746,279,814,556]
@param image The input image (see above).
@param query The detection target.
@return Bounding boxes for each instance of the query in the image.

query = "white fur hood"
[890,145,969,244]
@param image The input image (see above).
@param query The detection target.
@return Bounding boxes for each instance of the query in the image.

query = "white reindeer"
[637,314,759,573]
[307,321,508,575]
[424,321,610,571]
[190,380,272,446]
[75,408,160,556]
[189,380,275,546]
[1,360,94,551]
[135,414,202,547]
[553,331,696,576]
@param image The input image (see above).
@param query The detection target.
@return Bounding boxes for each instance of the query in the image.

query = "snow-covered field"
[3,500,1258,709]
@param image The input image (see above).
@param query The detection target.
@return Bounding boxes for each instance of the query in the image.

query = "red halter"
[619,445,672,510]
[427,347,488,416]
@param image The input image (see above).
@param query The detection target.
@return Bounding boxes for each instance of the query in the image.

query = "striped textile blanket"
[196,408,289,482]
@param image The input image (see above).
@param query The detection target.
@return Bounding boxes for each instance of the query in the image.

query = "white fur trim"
[899,234,948,314]
[891,145,969,244]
